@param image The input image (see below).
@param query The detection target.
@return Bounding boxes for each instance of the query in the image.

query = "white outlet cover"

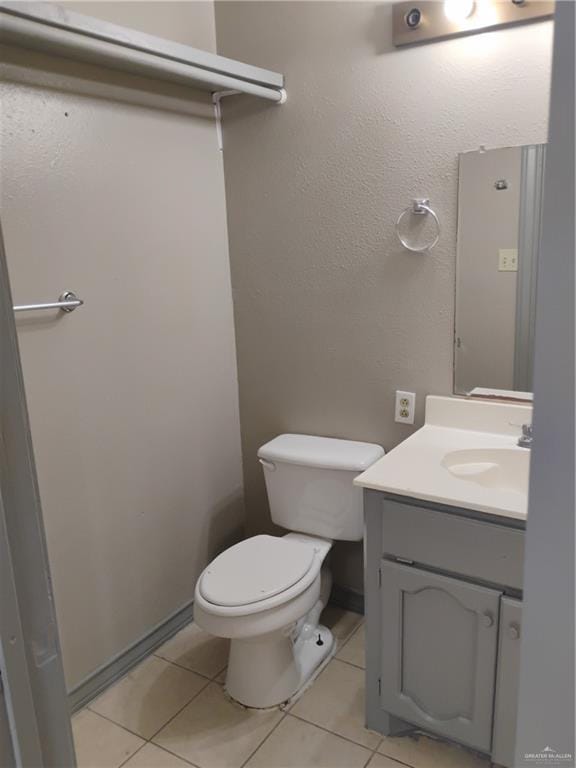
[395,390,416,425]
[498,248,518,272]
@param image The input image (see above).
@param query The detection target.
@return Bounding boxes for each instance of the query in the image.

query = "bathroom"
[0,1,573,767]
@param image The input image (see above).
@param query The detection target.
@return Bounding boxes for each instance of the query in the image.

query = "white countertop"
[354,396,532,520]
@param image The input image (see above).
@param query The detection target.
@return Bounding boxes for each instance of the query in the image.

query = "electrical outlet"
[395,391,416,424]
[498,248,518,272]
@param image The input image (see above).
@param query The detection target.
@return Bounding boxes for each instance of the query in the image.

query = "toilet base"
[289,623,334,704]
[225,616,334,709]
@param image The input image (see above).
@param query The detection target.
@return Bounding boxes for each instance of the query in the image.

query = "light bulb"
[444,0,475,22]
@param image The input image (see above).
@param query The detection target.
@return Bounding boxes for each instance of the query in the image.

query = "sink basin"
[354,396,533,518]
[441,448,530,494]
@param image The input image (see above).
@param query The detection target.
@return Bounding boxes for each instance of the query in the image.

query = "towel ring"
[395,199,440,252]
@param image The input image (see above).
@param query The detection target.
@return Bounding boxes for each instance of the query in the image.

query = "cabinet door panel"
[380,560,501,752]
[492,598,522,767]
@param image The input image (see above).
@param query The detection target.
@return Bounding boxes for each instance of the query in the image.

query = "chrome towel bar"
[13,291,84,313]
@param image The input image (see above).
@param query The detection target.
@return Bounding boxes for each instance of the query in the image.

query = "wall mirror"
[454,143,547,397]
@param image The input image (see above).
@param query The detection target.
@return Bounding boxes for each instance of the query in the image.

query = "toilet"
[194,433,384,708]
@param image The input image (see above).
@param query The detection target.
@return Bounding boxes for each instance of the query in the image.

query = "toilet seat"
[199,535,315,607]
[195,533,331,618]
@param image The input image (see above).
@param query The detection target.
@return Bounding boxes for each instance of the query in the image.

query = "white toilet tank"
[258,434,384,542]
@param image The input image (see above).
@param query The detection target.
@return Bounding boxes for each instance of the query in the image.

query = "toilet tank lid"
[258,434,384,471]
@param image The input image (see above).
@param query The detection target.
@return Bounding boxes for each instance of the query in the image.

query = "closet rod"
[0,3,287,103]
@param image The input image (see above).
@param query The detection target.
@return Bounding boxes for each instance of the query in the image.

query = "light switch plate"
[498,248,518,272]
[395,391,415,424]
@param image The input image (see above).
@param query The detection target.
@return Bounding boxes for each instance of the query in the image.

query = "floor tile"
[245,715,371,768]
[321,606,363,642]
[122,743,193,767]
[290,658,380,749]
[214,667,227,684]
[378,732,491,767]
[72,709,144,768]
[367,753,410,768]
[336,622,365,669]
[153,682,283,768]
[90,656,208,739]
[155,622,229,678]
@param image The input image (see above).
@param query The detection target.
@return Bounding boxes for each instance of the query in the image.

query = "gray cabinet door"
[380,560,501,752]
[492,598,522,767]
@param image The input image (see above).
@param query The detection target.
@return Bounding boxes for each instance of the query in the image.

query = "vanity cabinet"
[379,561,501,752]
[492,598,523,766]
[364,491,525,767]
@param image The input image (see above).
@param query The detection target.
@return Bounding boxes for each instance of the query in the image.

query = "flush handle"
[258,458,277,472]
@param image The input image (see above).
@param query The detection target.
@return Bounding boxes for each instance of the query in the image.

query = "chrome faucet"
[517,423,533,449]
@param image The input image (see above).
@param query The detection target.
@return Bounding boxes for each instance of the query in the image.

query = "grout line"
[377,731,493,768]
[329,629,364,650]
[153,653,224,682]
[375,735,490,768]
[210,664,228,682]
[212,666,227,684]
[153,652,208,675]
[383,758,418,768]
[337,619,364,650]
[87,670,212,744]
[238,711,288,768]
[116,741,147,768]
[287,712,380,752]
[284,644,339,714]
[335,656,366,672]
[147,677,213,743]
[144,740,203,768]
[369,744,416,768]
[362,747,377,768]
[363,734,418,768]
[84,707,148,742]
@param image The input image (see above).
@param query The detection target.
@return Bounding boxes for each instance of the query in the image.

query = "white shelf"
[0,2,286,101]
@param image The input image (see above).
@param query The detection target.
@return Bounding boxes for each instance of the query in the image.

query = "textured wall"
[215,1,552,592]
[63,1,217,52]
[1,2,243,688]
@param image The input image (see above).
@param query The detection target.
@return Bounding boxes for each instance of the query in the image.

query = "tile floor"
[73,608,493,768]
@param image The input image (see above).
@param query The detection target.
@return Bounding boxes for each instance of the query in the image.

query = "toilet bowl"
[194,434,384,708]
[194,532,333,708]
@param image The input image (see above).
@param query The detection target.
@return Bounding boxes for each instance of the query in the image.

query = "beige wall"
[214,1,552,592]
[63,1,217,51]
[0,2,244,689]
[455,146,522,394]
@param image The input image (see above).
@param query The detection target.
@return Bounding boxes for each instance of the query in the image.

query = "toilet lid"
[199,535,316,607]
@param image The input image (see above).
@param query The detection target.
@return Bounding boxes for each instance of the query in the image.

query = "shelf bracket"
[212,86,287,151]
[212,90,240,152]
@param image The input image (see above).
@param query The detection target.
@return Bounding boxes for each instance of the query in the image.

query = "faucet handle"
[509,421,533,432]
[514,422,533,448]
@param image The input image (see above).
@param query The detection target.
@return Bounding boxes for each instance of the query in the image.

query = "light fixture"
[443,0,475,23]
[393,0,554,47]
[405,7,423,28]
